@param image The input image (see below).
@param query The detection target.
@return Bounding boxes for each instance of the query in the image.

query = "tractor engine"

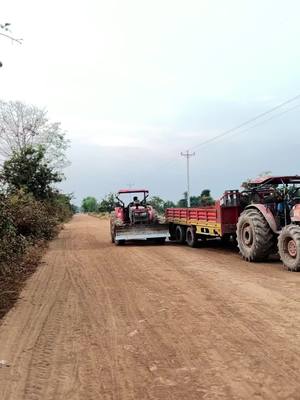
[129,205,149,224]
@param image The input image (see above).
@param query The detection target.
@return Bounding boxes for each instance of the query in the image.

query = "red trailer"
[166,190,241,247]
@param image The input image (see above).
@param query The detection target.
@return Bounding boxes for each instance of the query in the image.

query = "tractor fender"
[245,204,279,233]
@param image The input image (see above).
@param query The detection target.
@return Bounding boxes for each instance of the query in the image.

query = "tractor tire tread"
[237,208,275,262]
[278,225,300,271]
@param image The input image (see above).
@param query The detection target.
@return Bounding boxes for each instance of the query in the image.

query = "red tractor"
[110,189,169,245]
[236,176,300,270]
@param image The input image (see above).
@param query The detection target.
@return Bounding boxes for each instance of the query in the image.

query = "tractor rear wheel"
[236,209,275,261]
[186,227,198,247]
[175,225,186,244]
[278,225,300,271]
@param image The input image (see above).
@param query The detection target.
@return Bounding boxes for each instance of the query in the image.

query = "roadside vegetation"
[0,100,73,319]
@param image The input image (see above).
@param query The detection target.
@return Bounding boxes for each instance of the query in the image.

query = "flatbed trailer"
[165,191,241,246]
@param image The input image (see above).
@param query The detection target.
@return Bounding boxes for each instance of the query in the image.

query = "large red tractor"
[236,176,300,270]
[110,189,169,245]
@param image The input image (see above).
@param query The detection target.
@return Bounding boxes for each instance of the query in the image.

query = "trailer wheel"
[278,225,300,271]
[236,209,275,261]
[186,227,198,247]
[169,224,176,241]
[175,225,186,244]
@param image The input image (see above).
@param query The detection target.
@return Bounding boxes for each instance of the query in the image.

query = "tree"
[190,196,200,207]
[0,100,69,169]
[148,196,165,214]
[81,197,98,213]
[0,23,22,44]
[199,189,214,206]
[1,146,62,200]
[0,23,22,68]
[177,190,214,207]
[163,200,176,209]
[177,192,188,208]
[97,193,115,212]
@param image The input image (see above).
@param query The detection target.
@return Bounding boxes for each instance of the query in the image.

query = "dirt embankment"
[1,214,300,400]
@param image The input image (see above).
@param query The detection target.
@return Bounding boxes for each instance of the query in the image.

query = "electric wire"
[157,94,300,171]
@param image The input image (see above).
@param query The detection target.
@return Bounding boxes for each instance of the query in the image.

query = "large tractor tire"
[175,225,186,244]
[186,226,198,247]
[278,225,300,271]
[236,209,275,261]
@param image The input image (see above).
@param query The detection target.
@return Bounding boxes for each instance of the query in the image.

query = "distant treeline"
[81,190,214,214]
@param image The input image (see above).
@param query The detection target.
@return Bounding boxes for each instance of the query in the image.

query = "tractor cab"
[110,189,169,244]
[242,176,300,226]
[115,189,152,224]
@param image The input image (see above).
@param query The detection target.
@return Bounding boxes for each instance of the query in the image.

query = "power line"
[180,150,195,207]
[211,102,300,146]
[158,93,300,171]
[190,93,300,151]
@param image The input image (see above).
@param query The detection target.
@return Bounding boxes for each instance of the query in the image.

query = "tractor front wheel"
[236,209,275,262]
[278,225,300,271]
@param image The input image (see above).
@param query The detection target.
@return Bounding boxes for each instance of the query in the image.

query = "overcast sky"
[1,0,300,204]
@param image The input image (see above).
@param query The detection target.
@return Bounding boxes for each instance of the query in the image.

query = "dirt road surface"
[1,215,300,400]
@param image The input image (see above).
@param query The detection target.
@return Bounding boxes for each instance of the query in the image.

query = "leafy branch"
[0,23,22,44]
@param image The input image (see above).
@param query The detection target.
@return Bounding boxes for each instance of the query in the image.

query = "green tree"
[163,200,176,209]
[190,196,200,207]
[81,196,98,213]
[177,191,188,208]
[199,189,214,206]
[98,193,115,212]
[1,146,62,200]
[148,196,165,214]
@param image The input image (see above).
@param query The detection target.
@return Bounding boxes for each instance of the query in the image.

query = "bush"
[6,191,59,240]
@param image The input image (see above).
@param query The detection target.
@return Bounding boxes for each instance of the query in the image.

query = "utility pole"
[181,150,195,207]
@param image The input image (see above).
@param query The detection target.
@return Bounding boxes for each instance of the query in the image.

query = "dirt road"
[1,215,300,399]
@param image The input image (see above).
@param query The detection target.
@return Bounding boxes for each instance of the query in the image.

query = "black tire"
[278,225,300,271]
[115,239,125,246]
[236,208,275,261]
[175,225,186,244]
[169,224,176,241]
[186,227,198,247]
